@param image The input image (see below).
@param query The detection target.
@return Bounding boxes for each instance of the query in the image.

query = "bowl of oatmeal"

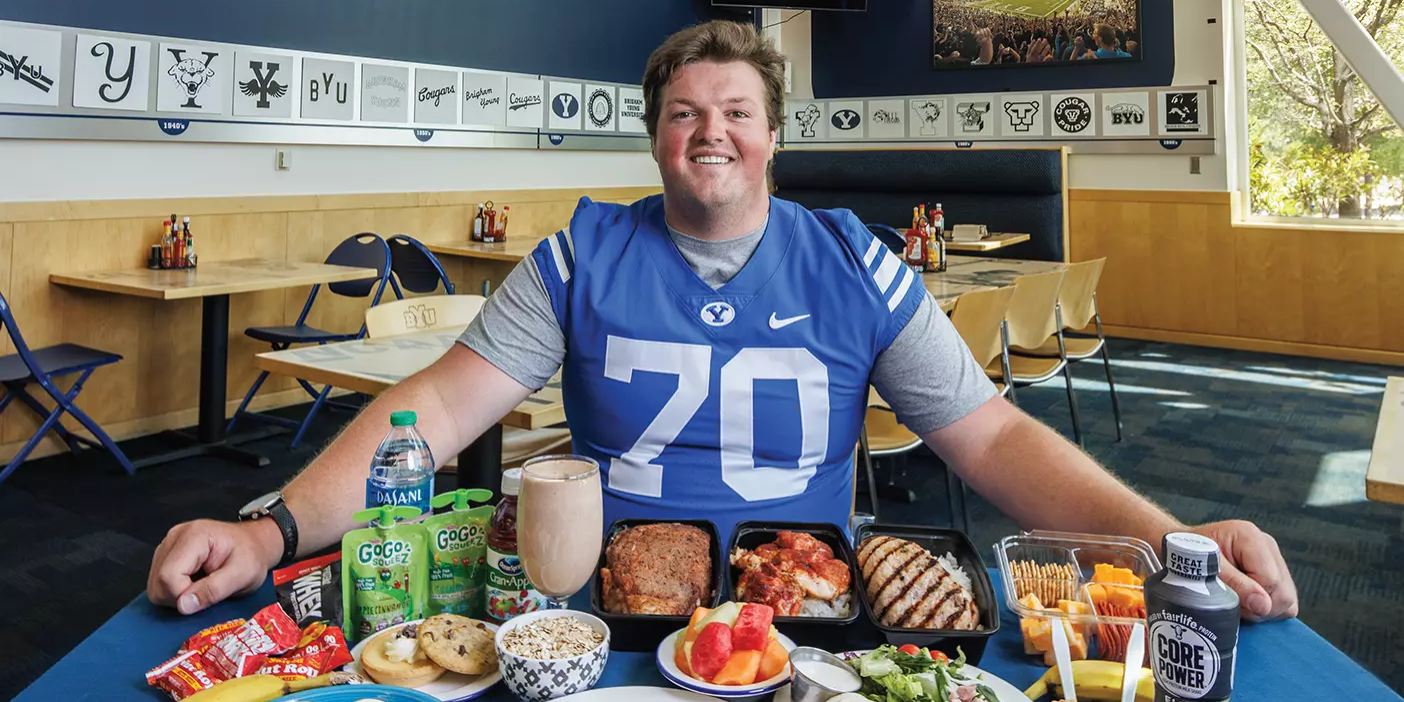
[494,610,610,702]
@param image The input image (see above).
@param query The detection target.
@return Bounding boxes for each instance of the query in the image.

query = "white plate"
[656,627,797,699]
[344,619,502,702]
[556,687,720,701]
[771,650,1033,702]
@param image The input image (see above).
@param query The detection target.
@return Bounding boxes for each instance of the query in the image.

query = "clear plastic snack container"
[993,530,1161,663]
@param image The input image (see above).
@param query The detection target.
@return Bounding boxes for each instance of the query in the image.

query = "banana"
[182,671,355,702]
[1022,660,1155,702]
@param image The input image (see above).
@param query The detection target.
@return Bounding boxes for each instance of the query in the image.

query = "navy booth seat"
[772,149,1067,262]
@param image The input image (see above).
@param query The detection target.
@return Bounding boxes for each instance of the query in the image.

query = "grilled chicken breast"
[856,536,981,630]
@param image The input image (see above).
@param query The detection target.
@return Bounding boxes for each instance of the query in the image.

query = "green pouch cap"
[341,505,428,643]
[423,489,494,618]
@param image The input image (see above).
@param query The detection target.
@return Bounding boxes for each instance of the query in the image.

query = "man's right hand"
[148,518,281,614]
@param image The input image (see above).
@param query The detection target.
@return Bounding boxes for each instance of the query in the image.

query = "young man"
[148,21,1297,623]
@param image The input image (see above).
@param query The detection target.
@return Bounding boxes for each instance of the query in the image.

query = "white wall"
[780,1,1230,192]
[0,140,663,202]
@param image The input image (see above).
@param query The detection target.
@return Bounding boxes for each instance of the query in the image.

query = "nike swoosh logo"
[768,313,811,330]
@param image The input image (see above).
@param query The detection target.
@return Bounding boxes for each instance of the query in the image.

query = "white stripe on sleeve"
[546,232,571,284]
[862,237,883,267]
[887,264,914,313]
[873,250,902,293]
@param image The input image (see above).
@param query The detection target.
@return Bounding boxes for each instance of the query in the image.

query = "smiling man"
[147,21,1298,625]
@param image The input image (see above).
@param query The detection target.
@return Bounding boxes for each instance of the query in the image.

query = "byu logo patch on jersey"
[700,301,736,327]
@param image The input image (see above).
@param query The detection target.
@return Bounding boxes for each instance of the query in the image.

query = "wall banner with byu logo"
[584,84,616,132]
[907,97,948,139]
[232,51,294,118]
[72,34,150,112]
[361,63,409,123]
[866,98,905,140]
[1049,92,1097,137]
[826,100,864,140]
[548,80,582,131]
[505,75,544,129]
[617,86,646,134]
[0,25,62,107]
[300,57,353,121]
[785,100,827,142]
[156,41,228,114]
[414,67,458,125]
[998,93,1046,138]
[462,69,507,127]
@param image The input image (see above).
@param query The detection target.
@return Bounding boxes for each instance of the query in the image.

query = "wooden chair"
[1011,258,1122,441]
[949,286,1017,401]
[857,387,922,519]
[985,270,1084,446]
[365,295,486,338]
[363,295,571,470]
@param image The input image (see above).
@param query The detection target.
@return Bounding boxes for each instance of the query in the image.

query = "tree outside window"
[1246,0,1404,220]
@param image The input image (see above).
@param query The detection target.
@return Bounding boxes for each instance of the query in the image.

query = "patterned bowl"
[494,610,611,702]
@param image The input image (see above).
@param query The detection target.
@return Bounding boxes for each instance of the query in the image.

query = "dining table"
[49,259,379,468]
[252,325,565,493]
[16,565,1396,701]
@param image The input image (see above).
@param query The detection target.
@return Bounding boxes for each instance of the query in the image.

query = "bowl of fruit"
[655,601,797,700]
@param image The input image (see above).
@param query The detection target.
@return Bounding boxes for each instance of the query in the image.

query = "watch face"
[240,492,281,517]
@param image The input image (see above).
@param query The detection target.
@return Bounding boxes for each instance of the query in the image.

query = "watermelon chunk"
[732,603,775,652]
[690,622,734,681]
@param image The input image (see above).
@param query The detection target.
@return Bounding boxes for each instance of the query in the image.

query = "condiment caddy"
[150,213,198,270]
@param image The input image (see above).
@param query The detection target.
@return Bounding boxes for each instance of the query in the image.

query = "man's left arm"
[870,293,1298,621]
[922,390,1298,621]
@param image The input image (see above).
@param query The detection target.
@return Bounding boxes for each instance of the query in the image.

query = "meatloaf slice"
[600,523,712,615]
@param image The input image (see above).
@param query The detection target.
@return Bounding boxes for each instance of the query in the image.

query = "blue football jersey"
[530,194,925,542]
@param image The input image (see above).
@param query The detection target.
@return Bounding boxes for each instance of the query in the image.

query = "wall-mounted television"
[932,0,1141,70]
[712,1,868,11]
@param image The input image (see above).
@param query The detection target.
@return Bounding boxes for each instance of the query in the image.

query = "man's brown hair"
[641,20,787,140]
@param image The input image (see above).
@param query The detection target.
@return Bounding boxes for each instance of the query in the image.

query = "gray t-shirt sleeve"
[871,294,998,435]
[457,256,565,391]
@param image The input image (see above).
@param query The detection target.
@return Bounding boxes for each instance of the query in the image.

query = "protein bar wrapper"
[273,551,343,628]
[145,649,225,701]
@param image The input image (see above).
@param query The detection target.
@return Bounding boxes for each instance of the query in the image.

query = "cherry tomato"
[897,644,921,656]
[929,649,949,663]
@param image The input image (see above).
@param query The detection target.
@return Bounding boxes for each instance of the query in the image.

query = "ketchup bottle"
[485,468,546,622]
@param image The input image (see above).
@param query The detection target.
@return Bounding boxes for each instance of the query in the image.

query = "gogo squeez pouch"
[341,505,428,644]
[424,488,494,619]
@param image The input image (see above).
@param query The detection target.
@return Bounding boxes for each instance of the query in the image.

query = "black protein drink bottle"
[1145,533,1239,701]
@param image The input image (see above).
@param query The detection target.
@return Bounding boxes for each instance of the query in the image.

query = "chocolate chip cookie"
[418,613,498,675]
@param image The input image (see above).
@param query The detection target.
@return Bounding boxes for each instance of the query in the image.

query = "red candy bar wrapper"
[258,623,354,680]
[202,603,302,678]
[145,650,225,701]
[179,617,247,654]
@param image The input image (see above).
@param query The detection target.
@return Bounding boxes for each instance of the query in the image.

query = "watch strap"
[268,502,299,569]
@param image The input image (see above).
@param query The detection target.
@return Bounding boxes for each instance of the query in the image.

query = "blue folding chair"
[226,233,393,448]
[0,290,135,483]
[387,234,455,298]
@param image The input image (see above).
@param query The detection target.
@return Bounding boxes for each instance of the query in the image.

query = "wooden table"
[255,325,565,490]
[427,234,548,263]
[919,255,1067,312]
[51,259,378,468]
[944,232,1030,252]
[1367,376,1404,505]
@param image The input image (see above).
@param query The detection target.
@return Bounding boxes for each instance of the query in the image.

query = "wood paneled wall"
[1069,189,1404,366]
[0,186,659,464]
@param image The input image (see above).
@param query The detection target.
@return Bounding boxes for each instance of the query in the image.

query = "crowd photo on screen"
[932,0,1141,68]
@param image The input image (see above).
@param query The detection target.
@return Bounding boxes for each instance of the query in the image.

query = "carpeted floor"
[1,338,1400,698]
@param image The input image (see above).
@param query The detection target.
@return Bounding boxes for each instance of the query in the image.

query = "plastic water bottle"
[366,410,435,518]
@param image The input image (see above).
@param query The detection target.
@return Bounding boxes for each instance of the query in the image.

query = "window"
[1244,0,1404,220]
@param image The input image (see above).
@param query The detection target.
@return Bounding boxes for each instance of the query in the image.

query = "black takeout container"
[853,523,1000,664]
[724,521,862,650]
[590,518,725,652]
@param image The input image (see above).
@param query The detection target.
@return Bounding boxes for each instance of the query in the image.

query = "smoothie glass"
[518,454,603,610]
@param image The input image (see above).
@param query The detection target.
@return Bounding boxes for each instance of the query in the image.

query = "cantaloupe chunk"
[757,638,789,681]
[1027,617,1054,652]
[712,650,763,686]
[685,607,712,645]
[675,644,693,677]
[1058,599,1093,638]
[1021,617,1047,654]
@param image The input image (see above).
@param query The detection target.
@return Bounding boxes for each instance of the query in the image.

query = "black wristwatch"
[238,491,299,569]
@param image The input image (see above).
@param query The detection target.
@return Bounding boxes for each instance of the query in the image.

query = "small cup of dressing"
[788,647,863,702]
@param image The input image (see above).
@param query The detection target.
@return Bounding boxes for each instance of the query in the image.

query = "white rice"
[800,592,852,618]
[936,552,973,594]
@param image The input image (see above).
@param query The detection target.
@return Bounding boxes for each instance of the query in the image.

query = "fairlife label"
[1149,611,1231,700]
[366,479,431,517]
[485,545,545,620]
